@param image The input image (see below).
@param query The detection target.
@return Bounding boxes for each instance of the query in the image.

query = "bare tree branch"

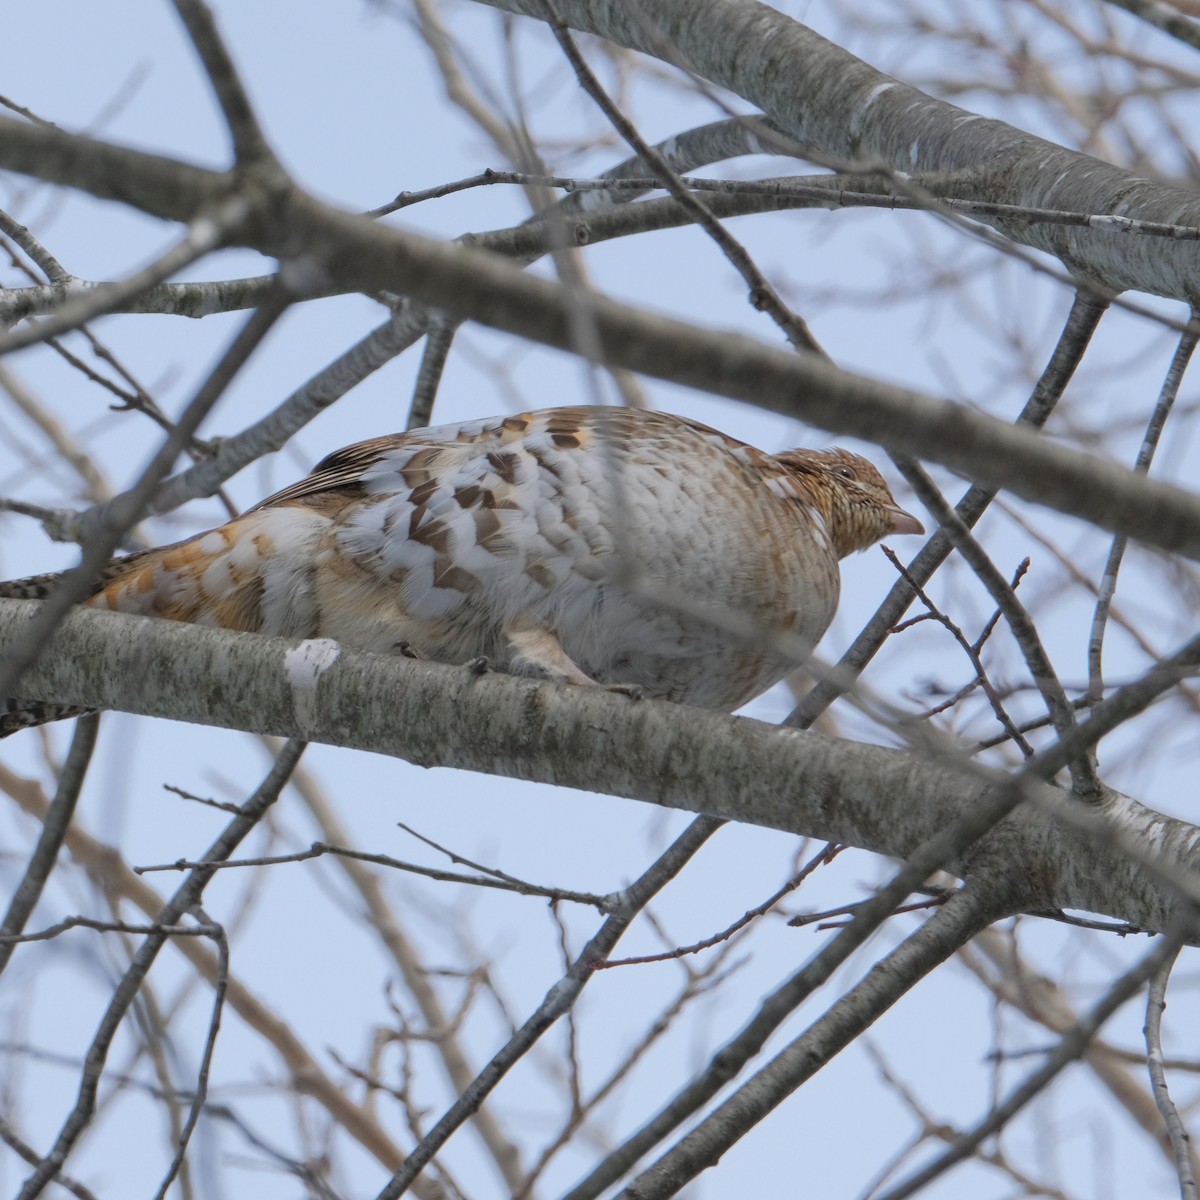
[1145,945,1199,1200]
[0,713,98,973]
[14,740,306,1200]
[0,757,417,1177]
[612,882,1005,1200]
[379,816,722,1198]
[468,0,1200,298]
[875,930,1186,1200]
[2,119,1200,558]
[3,601,1199,938]
[0,291,291,702]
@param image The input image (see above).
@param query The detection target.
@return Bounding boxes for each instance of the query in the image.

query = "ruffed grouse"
[0,407,922,735]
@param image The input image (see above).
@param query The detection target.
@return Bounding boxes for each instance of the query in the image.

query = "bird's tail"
[2,506,324,738]
[0,557,150,739]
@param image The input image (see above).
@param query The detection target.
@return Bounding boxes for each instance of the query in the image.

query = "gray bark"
[2,118,1200,559]
[1,599,1196,941]
[469,0,1200,300]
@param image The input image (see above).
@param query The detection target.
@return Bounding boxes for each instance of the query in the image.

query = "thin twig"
[515,944,746,1199]
[540,0,825,356]
[994,496,1200,717]
[0,362,113,504]
[861,1040,1074,1200]
[372,167,1200,240]
[204,1102,345,1199]
[896,462,1102,796]
[1088,315,1199,707]
[0,714,99,974]
[787,289,1108,728]
[163,782,243,815]
[974,698,1094,751]
[377,816,725,1199]
[875,932,1185,1200]
[15,740,305,1200]
[150,911,230,1200]
[134,839,610,909]
[882,546,1033,753]
[787,894,947,931]
[1145,944,1198,1200]
[600,842,842,967]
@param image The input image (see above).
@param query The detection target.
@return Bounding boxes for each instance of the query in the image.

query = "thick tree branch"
[2,117,1200,559]
[468,0,1200,299]
[618,882,1007,1200]
[1,601,1198,939]
[170,0,274,165]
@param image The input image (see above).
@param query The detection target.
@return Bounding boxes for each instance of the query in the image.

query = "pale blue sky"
[1,4,1197,1198]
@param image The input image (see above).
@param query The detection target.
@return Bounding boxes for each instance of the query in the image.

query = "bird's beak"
[887,506,925,535]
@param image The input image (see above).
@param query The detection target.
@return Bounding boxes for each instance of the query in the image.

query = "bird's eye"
[834,465,857,481]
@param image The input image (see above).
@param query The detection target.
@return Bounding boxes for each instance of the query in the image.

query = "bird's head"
[776,447,924,558]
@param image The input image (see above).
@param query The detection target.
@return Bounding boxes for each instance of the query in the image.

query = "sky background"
[2,3,1198,1198]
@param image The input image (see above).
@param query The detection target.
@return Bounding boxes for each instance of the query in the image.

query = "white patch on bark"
[284,638,342,730]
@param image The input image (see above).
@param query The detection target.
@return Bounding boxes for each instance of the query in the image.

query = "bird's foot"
[396,641,425,660]
[463,655,491,677]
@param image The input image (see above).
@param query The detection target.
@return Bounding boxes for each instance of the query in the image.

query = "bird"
[0,406,922,736]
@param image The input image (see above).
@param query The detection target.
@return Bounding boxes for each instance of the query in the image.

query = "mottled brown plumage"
[0,407,922,736]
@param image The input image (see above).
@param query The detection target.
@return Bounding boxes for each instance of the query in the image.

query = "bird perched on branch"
[0,406,922,735]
